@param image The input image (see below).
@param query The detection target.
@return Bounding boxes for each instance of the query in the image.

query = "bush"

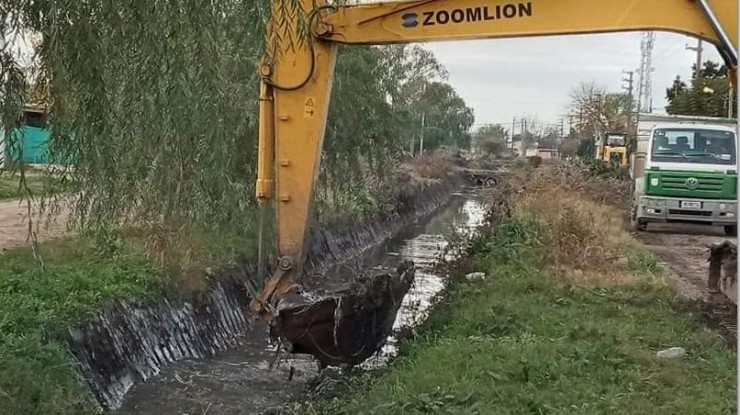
[527,155,542,168]
[499,159,646,285]
[513,187,633,272]
[409,149,456,179]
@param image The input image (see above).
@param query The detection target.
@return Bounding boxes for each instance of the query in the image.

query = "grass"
[302,220,735,415]
[0,150,458,414]
[277,163,735,415]
[0,237,165,415]
[0,174,46,200]
[116,221,264,294]
[1,156,730,414]
[0,171,70,201]
[0,212,267,414]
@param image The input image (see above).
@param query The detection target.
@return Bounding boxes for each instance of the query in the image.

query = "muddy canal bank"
[115,188,489,414]
[63,174,485,411]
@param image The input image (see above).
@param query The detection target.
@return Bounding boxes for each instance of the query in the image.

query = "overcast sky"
[422,32,721,130]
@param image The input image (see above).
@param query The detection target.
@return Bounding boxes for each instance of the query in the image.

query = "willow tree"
[1,1,473,265]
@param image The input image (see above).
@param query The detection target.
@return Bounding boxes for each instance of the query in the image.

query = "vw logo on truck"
[685,177,699,190]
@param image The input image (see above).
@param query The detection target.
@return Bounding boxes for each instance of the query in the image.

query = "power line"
[469,120,564,127]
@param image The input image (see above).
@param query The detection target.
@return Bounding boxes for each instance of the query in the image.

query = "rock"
[656,347,686,359]
[465,272,486,281]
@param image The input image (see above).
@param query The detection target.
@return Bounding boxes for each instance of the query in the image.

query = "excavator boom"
[252,0,738,365]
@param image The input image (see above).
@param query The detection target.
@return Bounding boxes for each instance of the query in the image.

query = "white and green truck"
[629,113,738,235]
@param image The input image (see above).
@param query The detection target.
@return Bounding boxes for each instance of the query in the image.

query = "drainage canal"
[115,189,488,414]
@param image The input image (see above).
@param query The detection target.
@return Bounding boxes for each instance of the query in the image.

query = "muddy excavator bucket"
[268,261,415,368]
[708,241,737,304]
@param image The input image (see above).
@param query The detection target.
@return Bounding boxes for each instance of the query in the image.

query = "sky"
[422,31,722,131]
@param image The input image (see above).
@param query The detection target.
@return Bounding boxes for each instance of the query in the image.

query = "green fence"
[5,126,51,164]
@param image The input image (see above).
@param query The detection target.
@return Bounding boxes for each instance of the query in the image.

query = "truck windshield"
[651,128,736,165]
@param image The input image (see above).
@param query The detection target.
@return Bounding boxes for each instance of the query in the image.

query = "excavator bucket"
[268,261,415,368]
[708,241,737,304]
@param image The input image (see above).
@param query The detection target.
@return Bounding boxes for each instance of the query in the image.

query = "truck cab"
[630,114,738,235]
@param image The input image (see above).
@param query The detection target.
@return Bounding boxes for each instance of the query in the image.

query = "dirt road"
[0,198,69,251]
[638,223,734,298]
[637,223,737,342]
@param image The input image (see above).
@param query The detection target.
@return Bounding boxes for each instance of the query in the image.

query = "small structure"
[537,148,559,161]
[2,104,51,167]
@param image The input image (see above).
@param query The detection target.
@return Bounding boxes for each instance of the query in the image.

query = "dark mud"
[113,190,488,415]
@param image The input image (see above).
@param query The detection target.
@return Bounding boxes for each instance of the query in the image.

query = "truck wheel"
[636,220,647,232]
[724,225,737,236]
[629,205,646,232]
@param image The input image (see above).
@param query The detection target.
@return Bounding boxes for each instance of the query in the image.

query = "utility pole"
[560,118,565,140]
[686,38,703,80]
[568,114,574,137]
[622,70,635,152]
[419,112,425,155]
[511,117,516,150]
[520,118,526,158]
[729,85,734,118]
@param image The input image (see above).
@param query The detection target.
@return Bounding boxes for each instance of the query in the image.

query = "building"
[537,148,560,161]
[1,104,51,168]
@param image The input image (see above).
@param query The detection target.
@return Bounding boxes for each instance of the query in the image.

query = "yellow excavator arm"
[251,0,737,319]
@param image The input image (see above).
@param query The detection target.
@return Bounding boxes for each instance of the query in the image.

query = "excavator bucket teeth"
[270,260,415,368]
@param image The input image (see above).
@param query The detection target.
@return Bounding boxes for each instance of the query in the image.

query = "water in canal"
[357,189,488,368]
[117,189,489,414]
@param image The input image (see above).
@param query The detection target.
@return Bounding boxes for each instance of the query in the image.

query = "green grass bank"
[277,163,735,415]
[292,219,734,415]
[0,238,165,414]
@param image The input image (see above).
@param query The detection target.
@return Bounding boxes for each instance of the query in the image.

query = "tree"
[412,81,475,151]
[559,136,580,157]
[0,2,476,252]
[376,45,475,154]
[473,124,508,154]
[665,60,736,118]
[538,125,561,149]
[665,76,687,102]
[567,82,635,146]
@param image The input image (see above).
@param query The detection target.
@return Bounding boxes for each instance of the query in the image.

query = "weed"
[513,186,633,274]
[585,158,630,180]
[628,250,663,275]
[408,150,456,180]
[312,218,735,415]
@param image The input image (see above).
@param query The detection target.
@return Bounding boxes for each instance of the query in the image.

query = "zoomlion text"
[422,2,533,26]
